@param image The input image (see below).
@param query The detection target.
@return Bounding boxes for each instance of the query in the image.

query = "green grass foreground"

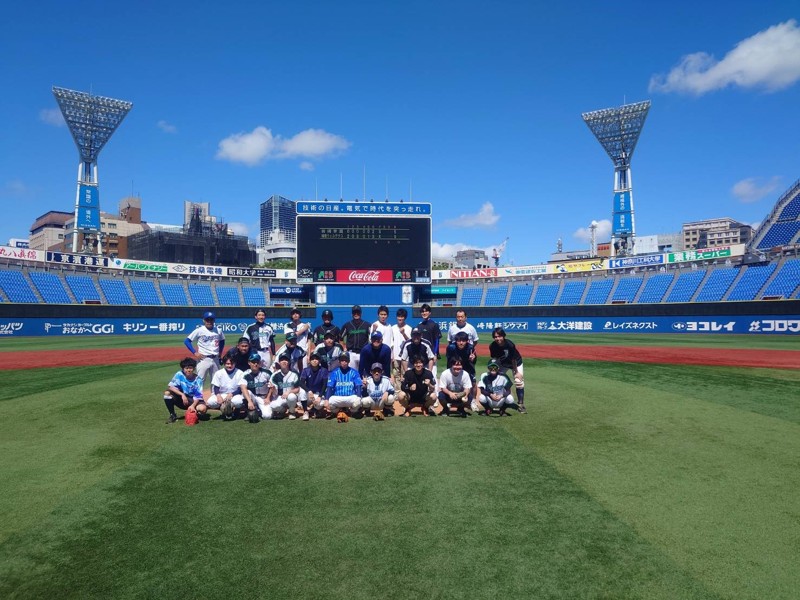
[0,341,798,598]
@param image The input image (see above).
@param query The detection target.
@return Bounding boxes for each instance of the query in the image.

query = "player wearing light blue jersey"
[362,362,396,417]
[163,357,207,423]
[325,353,363,416]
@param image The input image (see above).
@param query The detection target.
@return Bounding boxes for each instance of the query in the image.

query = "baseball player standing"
[184,311,225,390]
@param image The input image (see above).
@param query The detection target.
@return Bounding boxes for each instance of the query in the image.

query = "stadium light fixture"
[52,86,133,253]
[582,100,650,257]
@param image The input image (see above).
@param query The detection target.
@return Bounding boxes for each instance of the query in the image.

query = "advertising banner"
[78,184,99,208]
[1,316,797,337]
[667,247,735,263]
[448,268,498,279]
[47,252,108,267]
[76,207,100,231]
[430,286,458,295]
[296,201,431,215]
[0,246,44,261]
[269,285,308,297]
[549,259,607,274]
[108,259,295,280]
[613,210,633,235]
[608,254,665,269]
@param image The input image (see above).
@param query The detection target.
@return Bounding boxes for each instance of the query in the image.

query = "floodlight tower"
[52,86,133,253]
[582,100,650,257]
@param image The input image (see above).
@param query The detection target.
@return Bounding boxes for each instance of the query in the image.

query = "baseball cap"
[238,336,250,344]
[323,331,336,339]
[322,309,333,319]
[203,311,216,320]
[339,352,350,362]
[309,352,321,360]
[370,362,384,372]
[248,353,261,363]
[278,353,291,363]
[351,304,362,315]
[285,332,298,342]
[370,331,383,340]
[487,360,500,370]
[411,327,422,337]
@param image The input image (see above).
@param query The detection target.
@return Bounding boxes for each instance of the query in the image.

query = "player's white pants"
[257,350,273,370]
[197,356,220,387]
[360,394,395,411]
[512,364,524,389]
[328,395,360,412]
[298,389,325,409]
[255,393,297,419]
[206,394,244,409]
[478,394,514,410]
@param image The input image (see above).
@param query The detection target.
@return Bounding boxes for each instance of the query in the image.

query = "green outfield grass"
[0,336,798,599]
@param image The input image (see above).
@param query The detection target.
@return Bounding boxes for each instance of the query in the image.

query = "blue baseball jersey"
[168,371,204,400]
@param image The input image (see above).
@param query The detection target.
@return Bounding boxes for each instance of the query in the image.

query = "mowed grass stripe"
[1,385,711,599]
[511,361,800,599]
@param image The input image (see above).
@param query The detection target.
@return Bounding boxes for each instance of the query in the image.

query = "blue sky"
[1,1,799,265]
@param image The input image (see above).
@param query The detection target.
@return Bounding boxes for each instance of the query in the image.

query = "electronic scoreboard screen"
[296,213,431,284]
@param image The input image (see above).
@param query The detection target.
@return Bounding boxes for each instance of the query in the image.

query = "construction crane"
[491,237,509,267]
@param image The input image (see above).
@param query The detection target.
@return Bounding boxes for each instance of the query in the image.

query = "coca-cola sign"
[337,269,394,283]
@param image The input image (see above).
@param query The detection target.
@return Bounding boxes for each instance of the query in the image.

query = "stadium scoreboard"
[296,201,432,284]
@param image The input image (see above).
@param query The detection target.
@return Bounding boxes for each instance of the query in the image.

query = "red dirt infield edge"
[2,344,797,370]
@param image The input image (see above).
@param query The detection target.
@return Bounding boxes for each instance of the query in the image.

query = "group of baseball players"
[163,304,527,424]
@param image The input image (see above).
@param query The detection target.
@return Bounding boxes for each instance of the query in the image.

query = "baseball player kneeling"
[362,362,396,418]
[477,360,517,416]
[206,355,245,420]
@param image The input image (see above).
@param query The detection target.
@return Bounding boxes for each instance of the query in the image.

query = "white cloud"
[441,202,500,229]
[157,120,177,134]
[731,177,781,203]
[1,179,31,197]
[431,241,505,263]
[573,219,612,244]
[216,126,351,167]
[299,161,315,171]
[280,129,351,159]
[39,108,65,127]
[649,19,800,95]
[227,222,250,237]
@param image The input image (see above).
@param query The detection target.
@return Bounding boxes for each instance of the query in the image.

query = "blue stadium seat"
[777,195,800,221]
[484,285,508,306]
[29,271,71,304]
[557,280,586,305]
[761,259,800,298]
[756,221,800,249]
[188,284,215,306]
[583,278,613,305]
[65,275,101,303]
[0,269,38,303]
[611,276,643,303]
[695,268,738,302]
[665,270,706,303]
[533,283,559,306]
[460,287,483,307]
[726,263,776,301]
[129,279,162,305]
[159,282,189,306]
[508,284,533,306]
[216,285,242,306]
[242,286,267,306]
[98,278,133,305]
[637,273,674,304]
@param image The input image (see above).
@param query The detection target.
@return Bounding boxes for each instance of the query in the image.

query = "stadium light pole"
[53,86,133,254]
[582,100,650,257]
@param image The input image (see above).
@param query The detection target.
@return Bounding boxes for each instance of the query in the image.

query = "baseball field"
[0,333,798,599]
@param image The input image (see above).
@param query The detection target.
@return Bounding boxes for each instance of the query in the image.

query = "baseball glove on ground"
[373,411,385,421]
[336,411,349,423]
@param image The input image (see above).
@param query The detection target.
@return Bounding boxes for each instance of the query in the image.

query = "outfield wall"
[1,300,798,336]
